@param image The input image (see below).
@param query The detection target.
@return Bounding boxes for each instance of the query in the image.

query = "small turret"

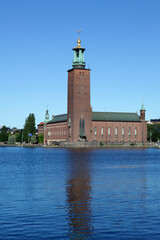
[44,109,49,123]
[140,104,146,121]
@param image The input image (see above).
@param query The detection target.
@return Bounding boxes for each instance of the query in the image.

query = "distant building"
[150,119,160,124]
[38,37,147,145]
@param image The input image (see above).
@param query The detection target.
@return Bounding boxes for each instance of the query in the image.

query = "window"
[48,131,51,137]
[135,128,137,136]
[108,127,110,136]
[101,127,104,136]
[129,127,131,136]
[95,127,97,136]
[115,127,117,136]
[79,119,85,138]
[79,72,81,76]
[122,127,124,136]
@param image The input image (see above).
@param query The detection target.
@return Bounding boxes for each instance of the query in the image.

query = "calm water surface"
[0,147,160,239]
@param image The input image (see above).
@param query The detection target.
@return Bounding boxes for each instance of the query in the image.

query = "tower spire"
[75,29,82,48]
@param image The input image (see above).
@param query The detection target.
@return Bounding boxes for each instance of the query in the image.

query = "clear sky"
[0,0,160,129]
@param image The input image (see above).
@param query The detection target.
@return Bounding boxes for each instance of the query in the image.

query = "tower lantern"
[72,30,86,69]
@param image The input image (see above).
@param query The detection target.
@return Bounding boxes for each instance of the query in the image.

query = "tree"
[8,135,16,144]
[147,124,160,142]
[38,134,44,144]
[31,135,37,144]
[15,129,23,143]
[0,126,8,142]
[23,114,36,143]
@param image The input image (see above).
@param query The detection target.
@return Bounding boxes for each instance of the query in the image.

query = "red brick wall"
[45,122,68,144]
[44,120,147,144]
[38,125,44,135]
[92,121,147,143]
[67,68,92,141]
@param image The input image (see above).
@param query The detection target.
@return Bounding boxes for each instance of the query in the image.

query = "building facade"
[39,37,147,145]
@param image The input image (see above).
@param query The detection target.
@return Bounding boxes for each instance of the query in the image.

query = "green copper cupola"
[44,109,49,123]
[72,37,86,69]
[141,104,145,111]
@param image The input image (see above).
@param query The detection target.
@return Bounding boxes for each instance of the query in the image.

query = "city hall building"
[38,37,147,145]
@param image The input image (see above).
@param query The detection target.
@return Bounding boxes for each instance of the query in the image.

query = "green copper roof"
[47,114,67,124]
[92,112,140,122]
[44,109,49,123]
[46,112,140,124]
[72,38,86,68]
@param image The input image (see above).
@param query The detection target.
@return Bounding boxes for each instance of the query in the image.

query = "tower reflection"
[66,149,93,239]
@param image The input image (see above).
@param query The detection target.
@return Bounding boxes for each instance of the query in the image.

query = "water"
[0,147,160,239]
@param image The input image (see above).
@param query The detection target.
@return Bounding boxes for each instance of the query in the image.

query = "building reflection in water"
[66,149,94,239]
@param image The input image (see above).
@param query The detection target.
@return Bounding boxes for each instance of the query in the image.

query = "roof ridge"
[92,111,138,114]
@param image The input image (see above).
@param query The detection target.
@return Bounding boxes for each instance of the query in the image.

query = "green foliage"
[8,134,16,144]
[38,134,44,144]
[23,114,36,143]
[130,143,135,146]
[0,126,8,142]
[99,141,104,146]
[31,135,37,144]
[147,124,160,142]
[15,129,23,143]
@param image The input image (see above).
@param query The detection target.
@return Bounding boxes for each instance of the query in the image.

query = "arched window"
[79,119,85,138]
[48,131,51,137]
[108,127,110,136]
[135,128,137,136]
[122,127,124,136]
[95,127,97,136]
[115,127,118,136]
[101,127,104,136]
[129,127,131,136]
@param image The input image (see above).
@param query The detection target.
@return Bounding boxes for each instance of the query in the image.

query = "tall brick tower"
[67,36,92,142]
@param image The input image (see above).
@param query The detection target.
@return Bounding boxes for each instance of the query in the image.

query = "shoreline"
[0,143,159,149]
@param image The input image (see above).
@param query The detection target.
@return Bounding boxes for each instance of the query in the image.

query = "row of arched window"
[48,130,66,137]
[94,127,137,137]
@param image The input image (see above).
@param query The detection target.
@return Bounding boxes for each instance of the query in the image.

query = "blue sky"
[0,0,160,128]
